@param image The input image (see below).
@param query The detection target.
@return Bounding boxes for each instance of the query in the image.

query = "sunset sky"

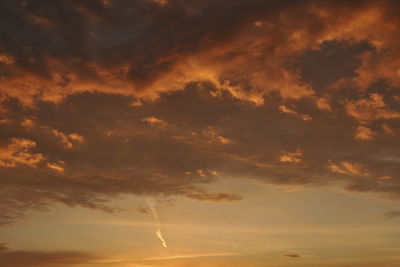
[1,0,400,266]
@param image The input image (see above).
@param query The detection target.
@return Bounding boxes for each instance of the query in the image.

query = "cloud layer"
[0,245,97,267]
[1,0,400,225]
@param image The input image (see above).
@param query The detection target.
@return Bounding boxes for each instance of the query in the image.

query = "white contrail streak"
[147,199,167,248]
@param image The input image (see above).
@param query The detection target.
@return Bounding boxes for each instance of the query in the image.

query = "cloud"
[2,1,400,226]
[141,252,239,261]
[52,129,84,149]
[0,248,97,267]
[185,191,243,202]
[137,207,150,214]
[283,253,301,258]
[1,84,400,225]
[328,160,369,176]
[384,211,400,220]
[354,125,375,140]
[379,176,392,181]
[46,161,65,172]
[381,123,394,135]
[279,105,298,116]
[280,149,303,163]
[142,116,167,128]
[0,138,43,168]
[147,199,167,248]
[153,0,168,6]
[279,105,312,121]
[0,0,392,105]
[202,126,231,145]
[346,93,400,123]
[316,97,332,111]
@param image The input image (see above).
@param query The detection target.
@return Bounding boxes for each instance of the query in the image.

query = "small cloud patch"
[141,116,167,128]
[384,211,400,220]
[283,253,301,258]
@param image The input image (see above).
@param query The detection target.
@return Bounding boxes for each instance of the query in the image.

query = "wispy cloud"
[141,252,239,261]
[147,199,167,248]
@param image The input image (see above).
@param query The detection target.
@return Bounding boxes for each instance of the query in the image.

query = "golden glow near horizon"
[1,1,400,266]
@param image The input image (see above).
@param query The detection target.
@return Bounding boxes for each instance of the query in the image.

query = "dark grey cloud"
[283,253,301,258]
[1,81,400,225]
[0,0,394,103]
[384,211,400,220]
[1,0,400,226]
[298,41,371,91]
[0,247,97,267]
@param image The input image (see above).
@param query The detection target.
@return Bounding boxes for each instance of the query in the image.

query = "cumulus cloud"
[52,129,84,149]
[328,160,369,176]
[316,98,332,111]
[2,0,400,226]
[354,125,375,140]
[0,138,43,168]
[346,93,400,123]
[142,116,167,128]
[202,126,231,145]
[280,150,303,163]
[0,0,395,105]
[1,84,400,225]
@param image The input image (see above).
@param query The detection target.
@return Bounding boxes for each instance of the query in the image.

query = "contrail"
[147,199,167,248]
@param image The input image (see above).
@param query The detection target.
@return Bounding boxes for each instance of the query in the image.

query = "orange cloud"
[279,105,297,115]
[0,138,43,168]
[52,129,84,149]
[154,0,168,6]
[141,116,167,128]
[0,54,14,65]
[279,105,312,121]
[280,149,303,163]
[328,160,369,176]
[2,0,399,108]
[381,123,394,135]
[202,126,231,145]
[316,97,332,111]
[3,0,400,229]
[346,93,400,123]
[354,125,375,140]
[46,161,65,172]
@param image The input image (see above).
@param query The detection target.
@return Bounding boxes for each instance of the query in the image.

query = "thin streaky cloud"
[147,199,168,248]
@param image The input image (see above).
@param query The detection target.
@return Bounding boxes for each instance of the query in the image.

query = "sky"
[1,0,400,266]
